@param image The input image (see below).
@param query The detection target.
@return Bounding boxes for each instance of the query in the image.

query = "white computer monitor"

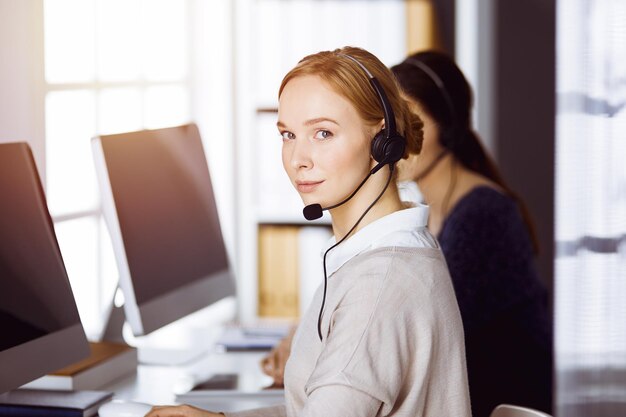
[0,142,90,394]
[92,123,236,338]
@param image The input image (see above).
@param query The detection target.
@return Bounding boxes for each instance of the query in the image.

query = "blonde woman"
[147,46,470,417]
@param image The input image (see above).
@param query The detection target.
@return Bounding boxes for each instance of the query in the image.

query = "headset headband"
[403,57,457,126]
[340,54,397,136]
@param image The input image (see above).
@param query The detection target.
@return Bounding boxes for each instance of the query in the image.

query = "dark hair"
[391,50,539,253]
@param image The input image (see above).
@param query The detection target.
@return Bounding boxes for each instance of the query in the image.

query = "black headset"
[314,54,404,341]
[341,54,406,173]
[402,57,459,151]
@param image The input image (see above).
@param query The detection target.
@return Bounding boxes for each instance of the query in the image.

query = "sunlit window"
[555,0,626,415]
[43,0,191,337]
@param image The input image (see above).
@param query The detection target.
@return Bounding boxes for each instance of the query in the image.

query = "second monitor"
[92,123,235,340]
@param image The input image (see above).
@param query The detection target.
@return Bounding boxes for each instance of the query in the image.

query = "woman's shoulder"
[339,246,447,284]
[352,246,446,271]
[345,247,453,294]
[440,183,534,260]
[448,184,519,225]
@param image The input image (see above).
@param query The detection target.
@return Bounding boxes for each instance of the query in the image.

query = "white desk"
[102,349,282,412]
[101,340,282,411]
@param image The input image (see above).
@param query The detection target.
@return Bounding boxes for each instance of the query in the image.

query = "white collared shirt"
[323,204,439,277]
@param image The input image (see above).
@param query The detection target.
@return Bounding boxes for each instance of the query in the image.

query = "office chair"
[490,404,552,417]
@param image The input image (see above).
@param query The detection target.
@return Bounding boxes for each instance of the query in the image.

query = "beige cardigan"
[227,246,471,417]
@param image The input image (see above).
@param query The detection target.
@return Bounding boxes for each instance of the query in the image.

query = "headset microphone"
[302,160,389,221]
[303,204,323,221]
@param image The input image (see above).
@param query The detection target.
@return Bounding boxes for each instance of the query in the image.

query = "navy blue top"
[438,186,552,417]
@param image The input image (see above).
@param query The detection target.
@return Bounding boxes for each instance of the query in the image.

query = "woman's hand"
[260,326,297,386]
[145,404,223,417]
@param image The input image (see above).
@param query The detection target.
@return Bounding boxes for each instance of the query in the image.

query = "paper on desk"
[215,326,290,352]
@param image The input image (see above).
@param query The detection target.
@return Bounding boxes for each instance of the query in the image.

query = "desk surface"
[102,350,282,413]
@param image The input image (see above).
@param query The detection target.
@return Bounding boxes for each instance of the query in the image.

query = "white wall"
[0,0,45,180]
[190,0,238,286]
[455,0,495,156]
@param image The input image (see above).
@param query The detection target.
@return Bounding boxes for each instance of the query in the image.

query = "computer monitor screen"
[0,142,90,394]
[92,123,235,337]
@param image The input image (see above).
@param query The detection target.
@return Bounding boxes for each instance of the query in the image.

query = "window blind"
[555,0,626,415]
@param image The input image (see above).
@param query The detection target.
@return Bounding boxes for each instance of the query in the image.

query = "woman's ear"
[378,118,385,132]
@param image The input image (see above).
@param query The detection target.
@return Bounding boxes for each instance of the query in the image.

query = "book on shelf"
[0,388,113,417]
[258,225,300,318]
[21,341,137,391]
[257,225,332,319]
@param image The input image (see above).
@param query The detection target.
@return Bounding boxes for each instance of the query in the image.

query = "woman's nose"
[289,139,313,170]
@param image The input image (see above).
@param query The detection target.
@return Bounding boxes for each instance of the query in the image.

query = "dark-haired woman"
[392,50,552,417]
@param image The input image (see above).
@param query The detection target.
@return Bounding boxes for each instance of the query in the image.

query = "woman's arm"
[145,404,286,417]
[299,385,381,417]
[260,325,298,386]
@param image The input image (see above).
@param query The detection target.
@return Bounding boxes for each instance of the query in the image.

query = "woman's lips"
[296,180,324,193]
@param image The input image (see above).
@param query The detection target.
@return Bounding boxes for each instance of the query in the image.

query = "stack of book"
[258,225,332,318]
[22,341,137,390]
[0,389,113,417]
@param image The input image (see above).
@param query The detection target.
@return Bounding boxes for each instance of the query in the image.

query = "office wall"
[458,0,556,291]
[431,0,456,55]
[455,0,556,291]
[0,0,45,180]
[493,0,556,293]
[1,1,556,321]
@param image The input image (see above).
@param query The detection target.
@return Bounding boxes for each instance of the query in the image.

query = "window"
[555,0,626,415]
[44,0,191,337]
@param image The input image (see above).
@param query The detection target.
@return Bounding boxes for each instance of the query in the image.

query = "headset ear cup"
[370,130,388,163]
[371,130,407,165]
[385,134,407,164]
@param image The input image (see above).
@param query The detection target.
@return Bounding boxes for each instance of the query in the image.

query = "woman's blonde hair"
[278,46,423,158]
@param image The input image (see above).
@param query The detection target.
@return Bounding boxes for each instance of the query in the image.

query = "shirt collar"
[323,204,430,277]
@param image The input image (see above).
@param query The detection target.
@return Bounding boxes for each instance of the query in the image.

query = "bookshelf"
[234,0,432,322]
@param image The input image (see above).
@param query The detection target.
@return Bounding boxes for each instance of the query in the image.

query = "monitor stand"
[100,302,127,344]
[100,294,213,366]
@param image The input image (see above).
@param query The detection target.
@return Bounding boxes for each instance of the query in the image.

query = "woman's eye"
[314,130,333,140]
[281,131,295,140]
